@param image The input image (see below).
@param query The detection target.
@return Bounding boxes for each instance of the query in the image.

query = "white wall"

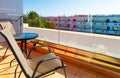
[23,27,120,59]
[23,27,59,44]
[0,0,23,42]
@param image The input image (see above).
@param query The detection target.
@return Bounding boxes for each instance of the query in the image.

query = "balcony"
[0,26,120,78]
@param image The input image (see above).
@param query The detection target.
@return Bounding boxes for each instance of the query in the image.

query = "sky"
[23,0,120,16]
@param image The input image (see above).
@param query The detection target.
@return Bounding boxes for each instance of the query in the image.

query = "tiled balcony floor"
[0,48,67,78]
[0,45,118,78]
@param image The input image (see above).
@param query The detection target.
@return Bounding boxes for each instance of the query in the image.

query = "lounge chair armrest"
[32,56,64,77]
[40,56,60,62]
[27,44,52,59]
[27,43,52,59]
[34,44,48,48]
[30,39,47,48]
[34,44,52,52]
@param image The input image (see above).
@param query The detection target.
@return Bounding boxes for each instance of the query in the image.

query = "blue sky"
[23,0,120,16]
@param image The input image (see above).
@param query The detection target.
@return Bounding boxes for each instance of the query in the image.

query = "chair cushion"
[27,53,63,76]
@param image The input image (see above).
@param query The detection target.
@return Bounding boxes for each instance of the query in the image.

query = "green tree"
[27,11,39,20]
[23,15,28,23]
[49,22,56,29]
[40,19,50,28]
[26,11,40,27]
[28,19,40,27]
[23,11,53,29]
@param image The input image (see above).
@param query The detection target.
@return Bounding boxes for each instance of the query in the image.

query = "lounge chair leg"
[2,47,9,59]
[63,67,67,78]
[14,64,19,78]
[27,47,35,59]
[10,58,16,67]
[18,70,22,78]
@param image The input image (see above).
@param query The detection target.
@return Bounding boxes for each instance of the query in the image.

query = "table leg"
[24,40,27,55]
[21,41,23,50]
[21,40,27,56]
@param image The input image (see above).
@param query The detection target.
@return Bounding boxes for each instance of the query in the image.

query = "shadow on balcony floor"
[0,45,118,78]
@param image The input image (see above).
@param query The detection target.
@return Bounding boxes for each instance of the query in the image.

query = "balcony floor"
[0,44,117,78]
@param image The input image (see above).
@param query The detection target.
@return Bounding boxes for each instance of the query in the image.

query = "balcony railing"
[23,26,120,59]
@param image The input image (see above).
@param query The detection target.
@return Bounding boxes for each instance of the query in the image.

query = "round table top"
[13,32,38,41]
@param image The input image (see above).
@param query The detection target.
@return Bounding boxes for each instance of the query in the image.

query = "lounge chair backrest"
[0,21,16,34]
[0,28,32,77]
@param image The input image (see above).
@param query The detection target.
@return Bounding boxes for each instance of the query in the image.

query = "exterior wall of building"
[0,0,23,34]
[46,15,88,31]
[0,0,23,42]
[46,15,120,36]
